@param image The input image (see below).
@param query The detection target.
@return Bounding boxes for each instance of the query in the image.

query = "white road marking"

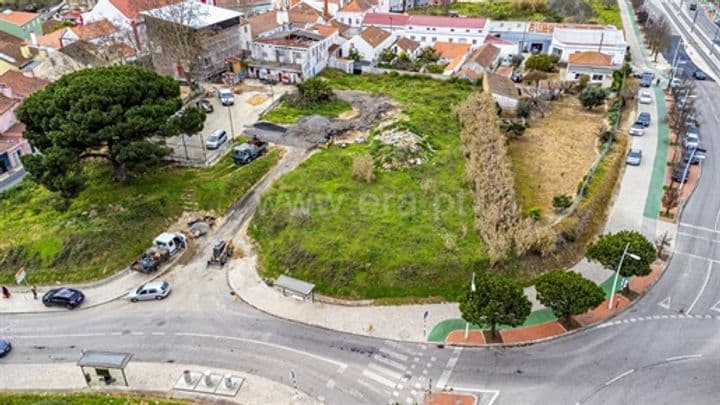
[362,370,397,389]
[130,332,144,336]
[666,354,702,362]
[356,379,388,397]
[436,348,462,389]
[680,222,720,234]
[714,208,720,231]
[673,250,720,263]
[379,348,408,362]
[448,387,500,405]
[372,354,407,371]
[368,363,403,380]
[151,332,165,336]
[326,379,335,389]
[687,261,713,314]
[174,332,347,373]
[383,340,417,357]
[605,369,635,386]
[658,296,671,309]
[8,333,106,339]
[710,299,720,313]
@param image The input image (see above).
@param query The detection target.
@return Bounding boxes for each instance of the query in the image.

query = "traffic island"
[425,392,477,405]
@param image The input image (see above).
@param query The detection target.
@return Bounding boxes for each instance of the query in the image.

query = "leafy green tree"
[417,47,440,64]
[459,272,532,339]
[524,54,557,72]
[379,48,396,64]
[552,193,573,212]
[296,77,334,105]
[585,230,656,277]
[535,269,605,322]
[578,86,607,109]
[348,47,361,61]
[18,65,204,198]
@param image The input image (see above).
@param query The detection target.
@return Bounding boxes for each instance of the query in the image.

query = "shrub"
[525,54,558,72]
[352,153,375,183]
[511,54,525,68]
[552,193,573,212]
[597,126,614,143]
[528,207,542,220]
[425,63,447,74]
[516,98,532,118]
[297,77,334,105]
[579,86,607,109]
[500,118,529,138]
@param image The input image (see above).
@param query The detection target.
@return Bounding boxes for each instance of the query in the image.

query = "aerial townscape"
[0,0,719,402]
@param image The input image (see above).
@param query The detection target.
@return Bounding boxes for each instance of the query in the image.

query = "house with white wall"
[550,25,626,65]
[433,41,471,76]
[483,70,519,111]
[344,25,393,61]
[247,28,335,82]
[362,13,487,48]
[564,51,616,87]
[336,0,378,28]
[389,36,420,58]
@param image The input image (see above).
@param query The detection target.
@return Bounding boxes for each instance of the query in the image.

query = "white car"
[217,88,234,106]
[639,91,653,104]
[205,129,228,150]
[629,123,645,136]
[128,280,171,302]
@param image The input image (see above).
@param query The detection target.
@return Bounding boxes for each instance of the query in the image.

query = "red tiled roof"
[360,26,391,48]
[309,23,338,37]
[0,94,17,114]
[0,70,48,98]
[568,51,613,67]
[434,41,471,72]
[73,19,119,40]
[484,35,514,46]
[339,0,374,13]
[0,10,38,26]
[362,12,409,26]
[247,11,279,39]
[289,3,321,25]
[0,32,36,66]
[393,36,420,51]
[32,28,66,49]
[454,68,479,82]
[408,15,485,29]
[467,43,499,68]
[109,0,181,21]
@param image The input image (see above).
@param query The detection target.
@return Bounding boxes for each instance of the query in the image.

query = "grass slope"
[0,393,193,405]
[262,98,353,124]
[250,70,486,300]
[0,151,279,284]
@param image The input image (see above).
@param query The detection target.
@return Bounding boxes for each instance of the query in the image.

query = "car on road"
[689,3,697,11]
[195,99,214,113]
[684,133,700,149]
[128,280,171,302]
[217,88,234,106]
[670,78,684,89]
[42,288,84,309]
[0,338,11,357]
[683,149,703,165]
[693,70,707,80]
[640,72,653,87]
[629,123,646,136]
[672,163,690,183]
[636,112,651,127]
[205,129,228,150]
[626,148,642,166]
[639,91,653,104]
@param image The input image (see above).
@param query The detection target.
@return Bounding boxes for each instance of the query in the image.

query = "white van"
[153,232,187,256]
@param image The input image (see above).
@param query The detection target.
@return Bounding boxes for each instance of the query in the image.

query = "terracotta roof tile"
[454,68,479,81]
[339,0,374,13]
[484,70,519,99]
[363,12,409,26]
[0,10,38,26]
[408,15,485,29]
[0,93,18,114]
[73,19,119,40]
[0,70,48,98]
[393,36,419,52]
[247,11,279,38]
[467,43,499,68]
[309,23,338,37]
[568,51,613,66]
[0,31,35,66]
[289,3,320,25]
[433,41,471,72]
[360,26,390,48]
[109,0,182,20]
[32,28,67,49]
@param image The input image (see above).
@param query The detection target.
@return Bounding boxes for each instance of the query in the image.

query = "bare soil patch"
[508,96,605,220]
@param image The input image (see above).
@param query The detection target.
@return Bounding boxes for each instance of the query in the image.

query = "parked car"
[217,88,234,106]
[0,338,11,358]
[683,149,703,165]
[685,116,699,128]
[153,232,187,256]
[640,73,653,87]
[670,78,684,89]
[672,164,690,182]
[636,112,651,127]
[626,148,643,165]
[629,123,646,136]
[205,129,228,150]
[693,70,707,80]
[195,99,214,113]
[639,91,653,104]
[232,137,267,165]
[684,133,700,149]
[42,288,84,309]
[128,280,171,302]
[689,3,697,11]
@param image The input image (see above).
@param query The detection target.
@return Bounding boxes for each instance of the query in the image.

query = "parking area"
[167,81,292,166]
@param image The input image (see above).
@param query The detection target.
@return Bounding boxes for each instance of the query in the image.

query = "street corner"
[498,321,567,344]
[424,391,477,405]
[573,294,632,327]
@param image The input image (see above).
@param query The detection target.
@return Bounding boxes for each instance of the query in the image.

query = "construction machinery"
[207,240,235,266]
[318,134,334,149]
[130,247,170,274]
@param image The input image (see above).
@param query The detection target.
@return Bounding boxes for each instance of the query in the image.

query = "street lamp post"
[226,105,235,141]
[668,40,684,88]
[464,272,476,339]
[608,243,641,309]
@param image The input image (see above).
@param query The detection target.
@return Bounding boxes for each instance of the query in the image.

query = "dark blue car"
[636,112,651,127]
[0,338,11,357]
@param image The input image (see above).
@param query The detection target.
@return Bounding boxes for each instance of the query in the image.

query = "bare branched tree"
[645,15,672,62]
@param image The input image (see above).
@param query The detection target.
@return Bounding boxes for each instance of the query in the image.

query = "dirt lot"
[509,96,606,220]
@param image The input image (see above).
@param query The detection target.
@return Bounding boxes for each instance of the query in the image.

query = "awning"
[275,275,315,296]
[77,351,133,369]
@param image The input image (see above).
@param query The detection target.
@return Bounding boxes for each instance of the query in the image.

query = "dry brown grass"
[509,96,605,219]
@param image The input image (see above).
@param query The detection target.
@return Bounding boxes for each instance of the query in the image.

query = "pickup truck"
[153,232,187,256]
[130,247,170,273]
[233,137,267,165]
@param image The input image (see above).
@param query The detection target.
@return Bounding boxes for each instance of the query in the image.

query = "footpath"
[0,361,317,405]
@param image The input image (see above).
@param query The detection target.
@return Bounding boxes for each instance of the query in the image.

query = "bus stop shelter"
[274,275,315,301]
[77,351,133,386]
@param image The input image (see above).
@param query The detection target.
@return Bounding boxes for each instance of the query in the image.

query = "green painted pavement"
[644,85,670,219]
[427,307,557,343]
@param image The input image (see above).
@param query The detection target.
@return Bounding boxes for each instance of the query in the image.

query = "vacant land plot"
[262,97,353,124]
[508,96,604,219]
[0,393,193,405]
[0,151,280,284]
[250,70,485,300]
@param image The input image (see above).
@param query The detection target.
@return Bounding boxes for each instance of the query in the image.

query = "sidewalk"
[0,361,317,405]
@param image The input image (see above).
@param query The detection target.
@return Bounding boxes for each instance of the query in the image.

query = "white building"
[344,25,394,61]
[247,28,334,82]
[362,13,488,48]
[82,0,169,52]
[336,0,378,28]
[565,51,616,88]
[550,26,627,65]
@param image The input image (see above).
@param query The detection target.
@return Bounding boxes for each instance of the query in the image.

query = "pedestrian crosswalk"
[355,341,438,405]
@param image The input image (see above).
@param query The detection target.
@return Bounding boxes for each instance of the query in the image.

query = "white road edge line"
[174,332,347,373]
[680,222,720,234]
[687,261,713,315]
[8,333,107,339]
[448,387,500,405]
[666,354,702,362]
[604,369,635,386]
[672,250,720,264]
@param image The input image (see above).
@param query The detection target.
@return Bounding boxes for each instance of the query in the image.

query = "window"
[411,35,416,40]
[421,36,426,41]
[426,27,430,31]
[472,39,477,44]
[459,38,466,43]
[203,57,212,67]
[244,26,248,33]
[448,38,453,42]
[432,36,436,41]
[574,73,580,79]
[592,74,604,81]
[466,29,470,32]
[450,28,454,32]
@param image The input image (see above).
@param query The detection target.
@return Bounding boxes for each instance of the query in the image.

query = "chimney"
[323,0,330,21]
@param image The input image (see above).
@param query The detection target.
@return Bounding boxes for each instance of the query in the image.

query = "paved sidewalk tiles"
[629,264,664,295]
[573,295,632,327]
[446,330,486,345]
[499,321,567,344]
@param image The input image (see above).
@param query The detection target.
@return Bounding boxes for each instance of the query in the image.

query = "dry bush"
[420,178,437,194]
[352,153,376,183]
[443,233,457,252]
[455,92,556,263]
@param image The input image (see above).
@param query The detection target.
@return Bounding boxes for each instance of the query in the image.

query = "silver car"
[629,123,645,136]
[128,280,171,302]
[626,148,642,166]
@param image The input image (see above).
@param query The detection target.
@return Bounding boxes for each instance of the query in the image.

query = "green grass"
[411,0,623,28]
[250,70,487,300]
[427,307,558,342]
[0,393,193,405]
[0,150,280,284]
[262,97,353,124]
